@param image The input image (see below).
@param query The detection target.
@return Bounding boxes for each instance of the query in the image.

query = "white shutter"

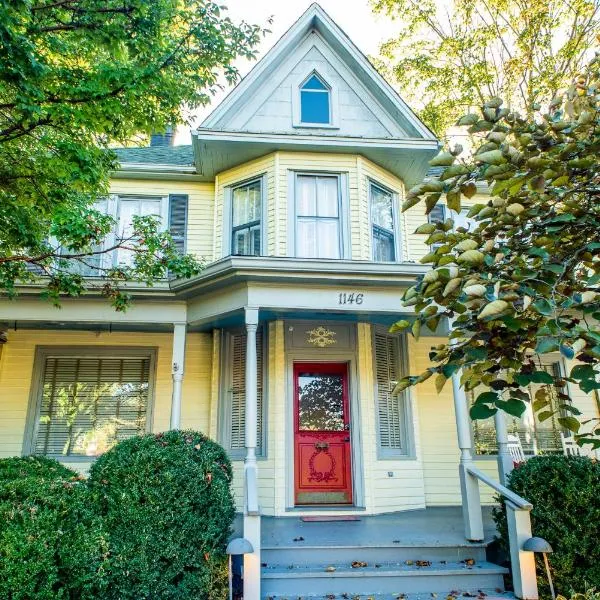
[228,330,264,454]
[35,355,150,456]
[374,331,408,457]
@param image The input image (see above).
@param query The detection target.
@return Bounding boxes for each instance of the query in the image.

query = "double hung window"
[370,183,396,262]
[231,179,262,256]
[295,174,341,259]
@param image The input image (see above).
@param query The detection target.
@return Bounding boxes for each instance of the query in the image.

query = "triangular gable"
[201,3,435,141]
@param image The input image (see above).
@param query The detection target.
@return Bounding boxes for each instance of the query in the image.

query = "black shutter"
[168,194,188,254]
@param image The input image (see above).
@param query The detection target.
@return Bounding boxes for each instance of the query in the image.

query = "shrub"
[88,430,235,600]
[558,589,600,600]
[0,456,108,600]
[493,455,600,596]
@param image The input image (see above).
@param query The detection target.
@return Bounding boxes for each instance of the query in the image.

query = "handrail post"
[495,409,513,485]
[452,373,484,542]
[506,501,538,599]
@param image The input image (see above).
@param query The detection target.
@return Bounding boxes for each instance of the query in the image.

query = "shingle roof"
[113,144,195,167]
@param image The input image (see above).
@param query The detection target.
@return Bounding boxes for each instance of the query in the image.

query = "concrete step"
[263,592,515,600]
[261,560,508,596]
[261,544,488,567]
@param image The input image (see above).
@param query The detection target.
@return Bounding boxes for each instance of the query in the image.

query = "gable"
[201,4,435,141]
[211,37,403,138]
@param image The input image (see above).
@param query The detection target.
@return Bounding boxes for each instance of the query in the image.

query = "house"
[0,4,598,599]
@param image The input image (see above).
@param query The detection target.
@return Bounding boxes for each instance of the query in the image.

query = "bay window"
[370,182,397,262]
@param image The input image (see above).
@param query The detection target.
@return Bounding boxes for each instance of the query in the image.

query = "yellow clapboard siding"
[109,179,215,263]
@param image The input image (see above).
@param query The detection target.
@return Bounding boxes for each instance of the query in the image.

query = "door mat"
[300,516,360,522]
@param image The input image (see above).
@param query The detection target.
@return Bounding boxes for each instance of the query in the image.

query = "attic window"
[300,73,331,124]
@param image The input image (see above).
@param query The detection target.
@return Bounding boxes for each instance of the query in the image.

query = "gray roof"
[113,145,194,167]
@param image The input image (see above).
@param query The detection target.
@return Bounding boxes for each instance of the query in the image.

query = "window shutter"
[35,355,150,456]
[168,194,188,254]
[374,331,407,457]
[428,203,446,224]
[229,330,263,454]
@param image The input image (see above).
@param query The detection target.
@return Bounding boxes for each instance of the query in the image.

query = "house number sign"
[338,292,364,305]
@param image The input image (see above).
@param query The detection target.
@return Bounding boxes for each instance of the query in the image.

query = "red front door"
[294,362,352,505]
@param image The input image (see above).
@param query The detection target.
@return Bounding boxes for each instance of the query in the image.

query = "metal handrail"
[466,465,532,510]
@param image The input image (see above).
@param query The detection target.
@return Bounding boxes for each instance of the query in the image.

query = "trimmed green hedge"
[0,456,108,600]
[493,455,600,597]
[88,430,235,600]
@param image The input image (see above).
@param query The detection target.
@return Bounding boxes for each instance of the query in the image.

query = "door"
[294,362,352,505]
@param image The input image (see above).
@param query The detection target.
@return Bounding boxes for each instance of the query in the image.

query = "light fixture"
[226,537,254,600]
[523,536,554,600]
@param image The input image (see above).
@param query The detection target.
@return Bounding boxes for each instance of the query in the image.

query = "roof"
[113,145,194,167]
[199,3,436,141]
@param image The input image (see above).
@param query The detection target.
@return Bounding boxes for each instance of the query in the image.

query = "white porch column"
[243,307,261,600]
[169,322,186,430]
[495,409,513,486]
[452,374,484,542]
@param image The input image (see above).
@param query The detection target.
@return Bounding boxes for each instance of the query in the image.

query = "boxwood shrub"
[493,455,600,596]
[0,456,108,600]
[88,430,235,600]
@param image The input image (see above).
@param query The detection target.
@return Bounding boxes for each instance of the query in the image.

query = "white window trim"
[222,174,268,258]
[218,327,268,460]
[292,69,340,130]
[368,179,403,263]
[287,170,351,260]
[372,328,415,459]
[23,346,158,462]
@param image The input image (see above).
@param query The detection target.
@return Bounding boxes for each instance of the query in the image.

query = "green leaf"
[557,416,581,433]
[529,371,554,384]
[535,337,558,354]
[470,403,497,419]
[532,299,554,316]
[474,391,498,404]
[495,398,527,418]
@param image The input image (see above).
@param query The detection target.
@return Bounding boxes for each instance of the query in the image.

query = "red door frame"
[293,362,353,505]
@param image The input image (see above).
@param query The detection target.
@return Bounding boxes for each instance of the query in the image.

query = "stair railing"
[464,464,538,600]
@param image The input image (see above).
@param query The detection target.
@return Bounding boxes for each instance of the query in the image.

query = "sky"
[175,0,399,143]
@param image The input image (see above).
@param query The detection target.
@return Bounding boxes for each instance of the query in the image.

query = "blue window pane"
[301,90,330,124]
[302,75,328,90]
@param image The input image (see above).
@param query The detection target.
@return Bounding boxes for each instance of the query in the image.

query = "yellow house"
[1,4,598,599]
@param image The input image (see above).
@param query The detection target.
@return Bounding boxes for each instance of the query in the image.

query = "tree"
[372,0,600,137]
[0,0,264,309]
[392,54,600,447]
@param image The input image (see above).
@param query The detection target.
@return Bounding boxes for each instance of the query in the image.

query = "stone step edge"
[261,592,515,600]
[262,542,491,550]
[262,565,509,579]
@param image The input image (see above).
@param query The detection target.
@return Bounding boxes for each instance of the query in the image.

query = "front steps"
[260,508,509,599]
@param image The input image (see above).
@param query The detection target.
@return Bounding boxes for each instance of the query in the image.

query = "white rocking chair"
[560,432,581,456]
[507,434,526,463]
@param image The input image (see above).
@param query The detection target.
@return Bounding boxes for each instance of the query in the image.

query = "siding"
[109,178,215,263]
[0,329,213,472]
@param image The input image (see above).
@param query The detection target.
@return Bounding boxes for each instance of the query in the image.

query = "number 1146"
[338,293,364,305]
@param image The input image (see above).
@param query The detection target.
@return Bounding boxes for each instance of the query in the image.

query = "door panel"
[294,362,352,505]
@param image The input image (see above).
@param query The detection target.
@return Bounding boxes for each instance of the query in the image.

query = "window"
[428,204,477,232]
[231,179,262,256]
[27,348,155,458]
[370,182,397,262]
[64,194,177,276]
[221,329,265,458]
[116,196,167,266]
[373,328,413,458]
[295,174,341,259]
[471,362,569,455]
[300,73,331,125]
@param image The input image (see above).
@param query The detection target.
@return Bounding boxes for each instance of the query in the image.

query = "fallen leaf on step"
[352,596,361,600]
[261,562,267,567]
[462,559,476,566]
[416,560,431,567]
[393,539,401,544]
[375,564,381,568]
[325,566,336,572]
[462,593,476,597]
[397,595,407,600]
[341,594,349,599]
[292,536,304,542]
[440,560,447,564]
[431,593,438,598]
[326,595,336,600]
[447,596,457,600]
[351,561,368,568]
[405,560,414,565]
[495,589,502,594]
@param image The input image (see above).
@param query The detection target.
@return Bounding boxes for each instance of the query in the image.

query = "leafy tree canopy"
[0,0,264,309]
[393,54,600,447]
[372,0,599,137]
